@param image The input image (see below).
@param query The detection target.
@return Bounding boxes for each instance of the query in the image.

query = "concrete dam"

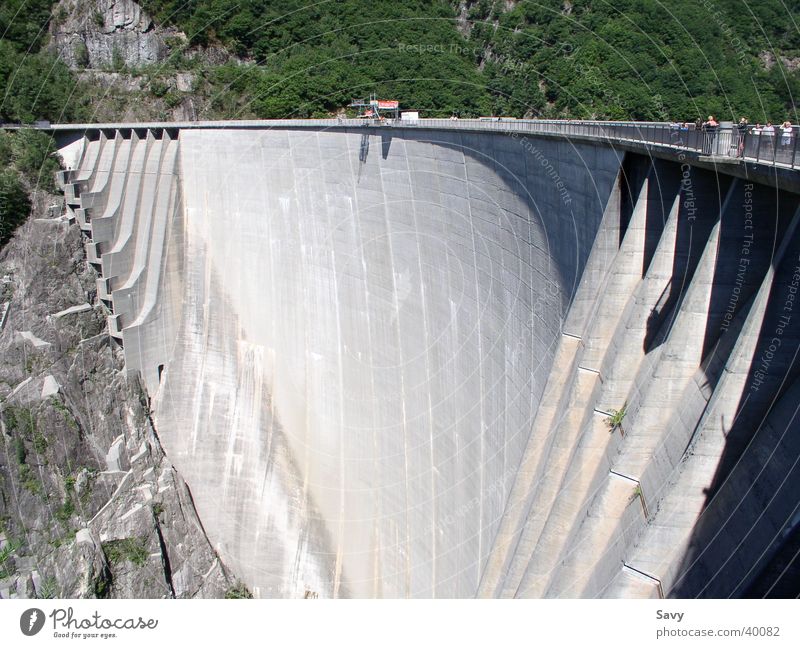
[55,121,800,598]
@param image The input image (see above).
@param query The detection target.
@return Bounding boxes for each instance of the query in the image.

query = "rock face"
[50,0,171,70]
[0,196,235,598]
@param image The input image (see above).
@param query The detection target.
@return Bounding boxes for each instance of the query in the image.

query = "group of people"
[738,117,795,157]
[693,115,795,157]
[736,117,794,143]
[696,115,793,139]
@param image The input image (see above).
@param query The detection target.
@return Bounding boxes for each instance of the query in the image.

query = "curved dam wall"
[58,124,800,598]
[161,127,620,598]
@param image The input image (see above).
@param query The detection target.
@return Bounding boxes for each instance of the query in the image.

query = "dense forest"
[142,0,799,122]
[0,0,87,122]
[1,0,798,123]
[0,1,63,244]
[0,129,59,246]
[465,0,800,120]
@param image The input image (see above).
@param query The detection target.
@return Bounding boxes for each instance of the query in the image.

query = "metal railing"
[389,119,799,170]
[25,118,800,171]
[740,130,800,167]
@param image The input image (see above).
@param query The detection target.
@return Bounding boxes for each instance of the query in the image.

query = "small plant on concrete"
[629,484,650,517]
[606,402,628,433]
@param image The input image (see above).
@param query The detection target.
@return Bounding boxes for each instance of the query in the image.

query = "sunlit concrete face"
[147,128,619,597]
[60,121,800,598]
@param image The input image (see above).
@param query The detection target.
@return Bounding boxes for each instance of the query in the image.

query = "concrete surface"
[60,124,800,598]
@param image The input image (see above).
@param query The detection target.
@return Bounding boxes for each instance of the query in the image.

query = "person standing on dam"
[737,117,749,157]
[780,120,794,147]
[701,115,719,154]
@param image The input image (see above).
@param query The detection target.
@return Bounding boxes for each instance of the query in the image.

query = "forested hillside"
[1,0,798,122]
[140,0,799,121]
[0,0,87,122]
[464,0,799,120]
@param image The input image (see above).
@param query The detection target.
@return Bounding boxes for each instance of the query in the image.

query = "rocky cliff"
[0,190,235,598]
[50,0,174,70]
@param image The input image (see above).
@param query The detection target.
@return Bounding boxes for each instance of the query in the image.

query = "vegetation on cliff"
[0,130,59,247]
[0,0,87,123]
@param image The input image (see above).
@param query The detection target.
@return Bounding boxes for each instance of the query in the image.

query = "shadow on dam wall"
[57,126,800,598]
[670,182,800,598]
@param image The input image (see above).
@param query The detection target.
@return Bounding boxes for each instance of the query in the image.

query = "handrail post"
[773,131,778,163]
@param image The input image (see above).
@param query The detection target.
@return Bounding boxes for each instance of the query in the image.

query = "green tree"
[0,169,31,246]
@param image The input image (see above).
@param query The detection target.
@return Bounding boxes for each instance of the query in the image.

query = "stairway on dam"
[56,124,800,598]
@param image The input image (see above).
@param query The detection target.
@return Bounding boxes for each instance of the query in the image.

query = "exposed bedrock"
[59,126,800,598]
[0,191,234,599]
